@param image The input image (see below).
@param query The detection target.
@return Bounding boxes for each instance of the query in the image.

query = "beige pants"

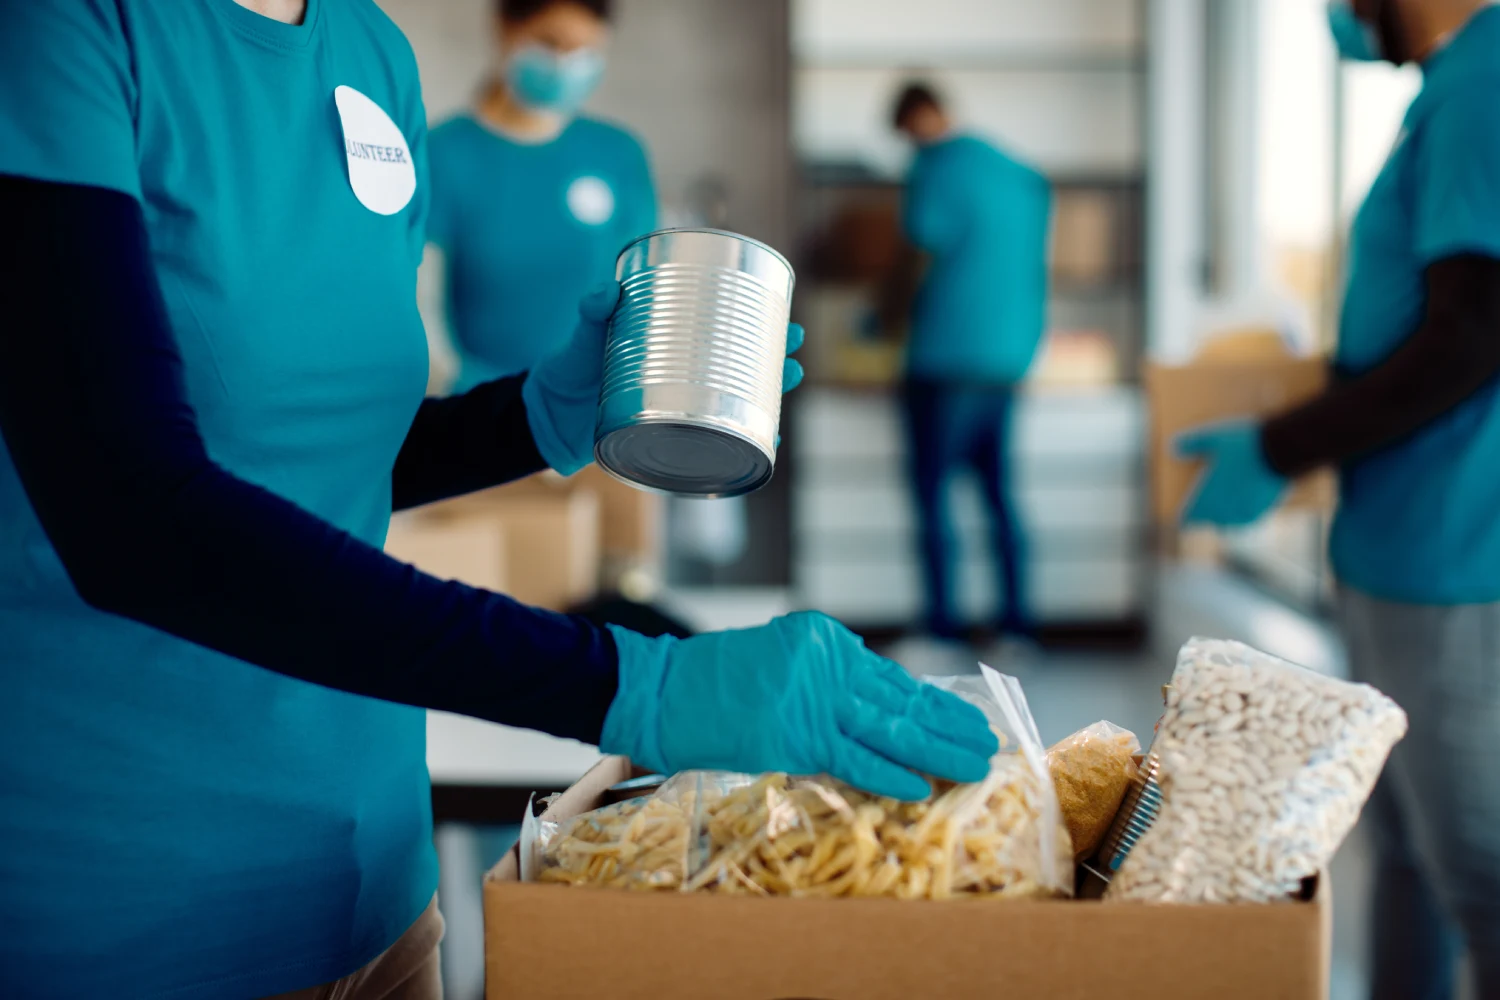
[267,897,444,1000]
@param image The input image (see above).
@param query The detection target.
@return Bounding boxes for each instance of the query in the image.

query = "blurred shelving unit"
[787,0,1149,641]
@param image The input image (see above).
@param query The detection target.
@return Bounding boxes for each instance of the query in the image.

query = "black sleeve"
[0,174,618,743]
[1261,254,1500,477]
[392,375,547,512]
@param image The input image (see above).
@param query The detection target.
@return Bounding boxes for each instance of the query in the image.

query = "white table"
[427,713,604,788]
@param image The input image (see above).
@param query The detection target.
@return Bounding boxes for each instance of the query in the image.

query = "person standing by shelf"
[1180,2,1500,995]
[425,0,656,394]
[891,82,1052,644]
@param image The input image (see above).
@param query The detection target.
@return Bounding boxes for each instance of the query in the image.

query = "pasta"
[536,795,695,891]
[535,667,1073,900]
[537,763,1069,900]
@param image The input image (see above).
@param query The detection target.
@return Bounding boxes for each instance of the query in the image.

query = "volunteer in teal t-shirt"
[1179,2,1500,994]
[890,81,1051,642]
[428,0,656,392]
[0,2,1000,998]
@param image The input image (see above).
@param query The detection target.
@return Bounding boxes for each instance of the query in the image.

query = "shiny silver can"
[594,228,795,497]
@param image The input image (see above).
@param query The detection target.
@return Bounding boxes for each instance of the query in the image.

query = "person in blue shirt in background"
[427,0,655,393]
[0,2,998,998]
[1181,2,1500,995]
[891,83,1052,645]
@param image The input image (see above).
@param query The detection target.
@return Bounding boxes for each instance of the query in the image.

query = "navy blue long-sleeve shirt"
[0,175,619,742]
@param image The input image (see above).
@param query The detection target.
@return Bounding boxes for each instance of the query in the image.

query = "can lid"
[615,227,794,275]
[596,421,773,498]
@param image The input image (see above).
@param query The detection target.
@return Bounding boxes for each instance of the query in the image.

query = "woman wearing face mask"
[427,0,654,392]
[1181,2,1500,996]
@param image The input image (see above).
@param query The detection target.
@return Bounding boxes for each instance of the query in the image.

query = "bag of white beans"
[1107,638,1407,904]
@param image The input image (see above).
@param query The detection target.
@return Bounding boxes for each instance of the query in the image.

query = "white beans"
[1107,638,1407,903]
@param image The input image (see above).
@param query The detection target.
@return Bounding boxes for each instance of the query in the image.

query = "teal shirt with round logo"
[1331,7,1500,604]
[427,114,657,391]
[0,1,437,996]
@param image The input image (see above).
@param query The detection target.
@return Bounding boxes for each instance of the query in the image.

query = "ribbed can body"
[1098,751,1165,873]
[594,228,795,498]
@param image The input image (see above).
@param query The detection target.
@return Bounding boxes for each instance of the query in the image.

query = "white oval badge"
[567,176,615,226]
[334,85,416,216]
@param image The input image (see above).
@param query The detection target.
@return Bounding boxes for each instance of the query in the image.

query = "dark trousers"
[901,378,1030,637]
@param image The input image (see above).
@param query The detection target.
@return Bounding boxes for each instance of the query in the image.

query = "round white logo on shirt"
[567,176,615,226]
[334,85,416,216]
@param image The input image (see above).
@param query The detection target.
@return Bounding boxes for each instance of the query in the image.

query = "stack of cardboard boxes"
[385,467,660,612]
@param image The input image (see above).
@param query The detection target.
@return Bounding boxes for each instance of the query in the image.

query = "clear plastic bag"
[532,776,727,891]
[1046,721,1141,861]
[532,665,1073,899]
[1107,638,1407,903]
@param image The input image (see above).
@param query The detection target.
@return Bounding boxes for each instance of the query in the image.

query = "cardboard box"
[1051,187,1117,288]
[1147,331,1335,524]
[483,493,600,612]
[483,757,1331,1000]
[450,467,660,571]
[384,511,508,593]
[391,492,600,612]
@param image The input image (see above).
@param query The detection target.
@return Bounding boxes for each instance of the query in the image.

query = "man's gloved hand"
[523,282,806,476]
[1177,420,1288,527]
[600,611,999,801]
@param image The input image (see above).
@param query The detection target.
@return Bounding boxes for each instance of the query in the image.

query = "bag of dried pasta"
[681,665,1073,899]
[530,775,735,891]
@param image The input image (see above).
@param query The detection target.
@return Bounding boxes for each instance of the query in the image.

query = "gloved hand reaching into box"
[600,611,999,801]
[523,282,805,476]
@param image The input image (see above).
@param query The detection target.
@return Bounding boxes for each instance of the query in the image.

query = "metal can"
[1097,750,1164,873]
[594,228,795,497]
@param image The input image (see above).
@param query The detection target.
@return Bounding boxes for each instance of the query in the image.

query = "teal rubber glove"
[1177,421,1288,527]
[523,281,806,476]
[600,611,1000,801]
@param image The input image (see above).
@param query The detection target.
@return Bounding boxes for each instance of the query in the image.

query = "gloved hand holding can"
[526,228,800,496]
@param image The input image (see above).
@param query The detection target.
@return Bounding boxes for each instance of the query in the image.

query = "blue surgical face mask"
[504,43,605,116]
[1327,2,1383,62]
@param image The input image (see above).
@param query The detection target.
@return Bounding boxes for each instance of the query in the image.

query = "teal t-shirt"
[0,1,437,996]
[1330,6,1500,605]
[903,135,1052,383]
[427,114,656,391]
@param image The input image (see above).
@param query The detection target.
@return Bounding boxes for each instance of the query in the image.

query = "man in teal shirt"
[427,0,656,392]
[893,82,1051,642]
[1182,2,1500,993]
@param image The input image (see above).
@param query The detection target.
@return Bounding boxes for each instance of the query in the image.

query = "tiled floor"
[439,565,1417,1000]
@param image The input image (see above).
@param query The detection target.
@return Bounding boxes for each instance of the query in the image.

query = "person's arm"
[1260,254,1500,475]
[903,151,966,254]
[1261,85,1500,476]
[0,173,618,742]
[1182,89,1500,529]
[391,374,547,510]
